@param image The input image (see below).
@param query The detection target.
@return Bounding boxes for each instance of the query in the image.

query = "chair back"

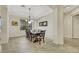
[40,30,46,37]
[26,29,31,38]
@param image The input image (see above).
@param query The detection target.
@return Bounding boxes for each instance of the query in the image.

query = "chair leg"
[39,38,41,45]
[33,37,37,43]
[43,38,45,43]
[31,37,32,41]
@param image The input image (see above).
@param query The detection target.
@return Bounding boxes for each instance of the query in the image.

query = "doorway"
[72,15,79,38]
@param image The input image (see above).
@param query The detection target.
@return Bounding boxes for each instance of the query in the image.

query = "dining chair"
[30,33,36,42]
[25,29,30,38]
[36,30,46,44]
[40,30,46,43]
[26,29,32,41]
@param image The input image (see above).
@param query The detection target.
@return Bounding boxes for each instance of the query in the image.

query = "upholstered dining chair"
[40,30,46,43]
[37,30,46,44]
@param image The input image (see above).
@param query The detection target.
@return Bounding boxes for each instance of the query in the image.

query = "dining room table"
[30,30,42,44]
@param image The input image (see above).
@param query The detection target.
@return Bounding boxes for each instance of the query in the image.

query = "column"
[0,5,9,44]
[53,5,64,45]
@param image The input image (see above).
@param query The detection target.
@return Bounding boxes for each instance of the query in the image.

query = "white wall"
[9,16,26,37]
[32,13,55,40]
[72,16,79,38]
[38,14,54,40]
[32,20,38,30]
[64,14,72,38]
[64,7,79,39]
[64,14,79,39]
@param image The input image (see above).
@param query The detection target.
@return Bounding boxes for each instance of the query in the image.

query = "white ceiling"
[8,5,53,20]
[64,5,79,13]
[8,5,79,20]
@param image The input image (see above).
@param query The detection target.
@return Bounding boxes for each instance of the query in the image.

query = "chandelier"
[21,5,34,24]
[28,8,33,24]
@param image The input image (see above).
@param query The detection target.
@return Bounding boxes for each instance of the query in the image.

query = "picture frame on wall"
[39,22,43,26]
[39,21,48,26]
[12,21,18,26]
[43,21,48,26]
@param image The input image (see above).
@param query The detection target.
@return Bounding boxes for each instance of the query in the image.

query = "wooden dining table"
[30,31,42,44]
[26,29,45,44]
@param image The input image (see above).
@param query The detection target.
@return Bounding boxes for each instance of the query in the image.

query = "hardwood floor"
[1,36,79,53]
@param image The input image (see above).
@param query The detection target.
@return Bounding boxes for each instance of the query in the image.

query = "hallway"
[1,36,79,53]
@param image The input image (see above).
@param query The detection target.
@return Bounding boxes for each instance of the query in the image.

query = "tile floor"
[1,36,79,53]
